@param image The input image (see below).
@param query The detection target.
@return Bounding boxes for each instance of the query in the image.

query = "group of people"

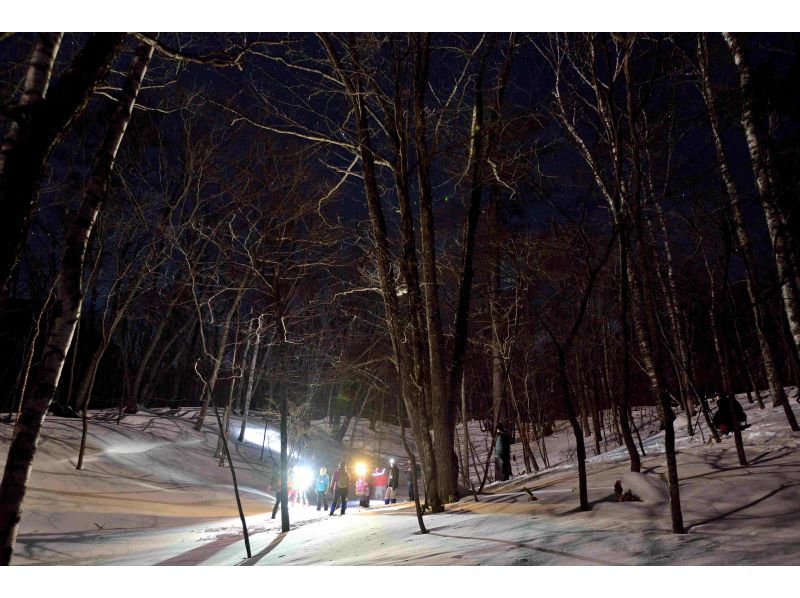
[270,392,748,521]
[270,458,403,519]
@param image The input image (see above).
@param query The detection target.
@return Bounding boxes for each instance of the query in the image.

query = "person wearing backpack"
[329,462,350,516]
[712,392,747,435]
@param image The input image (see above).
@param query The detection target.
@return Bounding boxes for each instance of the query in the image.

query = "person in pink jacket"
[356,475,370,508]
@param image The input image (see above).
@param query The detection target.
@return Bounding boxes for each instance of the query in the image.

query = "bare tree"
[722,33,800,423]
[696,34,792,428]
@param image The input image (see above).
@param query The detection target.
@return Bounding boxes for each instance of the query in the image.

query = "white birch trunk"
[0,33,63,175]
[723,32,800,371]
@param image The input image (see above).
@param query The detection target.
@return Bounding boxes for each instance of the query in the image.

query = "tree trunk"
[333,388,359,444]
[217,318,241,461]
[398,398,427,533]
[625,42,684,531]
[348,389,372,450]
[729,306,764,409]
[194,285,247,431]
[558,349,589,511]
[138,318,193,405]
[204,364,251,557]
[648,202,695,430]
[75,262,150,469]
[235,317,253,414]
[10,285,54,440]
[279,384,290,533]
[510,380,539,473]
[446,54,489,502]
[705,257,748,466]
[614,238,641,472]
[628,255,685,533]
[391,149,444,503]
[460,370,478,490]
[0,33,63,175]
[323,384,334,426]
[412,33,457,502]
[238,316,264,442]
[591,378,603,456]
[579,382,592,438]
[128,291,182,409]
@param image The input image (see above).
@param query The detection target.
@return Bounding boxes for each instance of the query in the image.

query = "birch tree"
[722,32,800,418]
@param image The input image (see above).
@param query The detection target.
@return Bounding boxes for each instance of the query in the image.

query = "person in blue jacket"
[315,466,330,511]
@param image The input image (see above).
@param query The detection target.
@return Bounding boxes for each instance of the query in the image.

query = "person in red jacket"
[371,466,387,502]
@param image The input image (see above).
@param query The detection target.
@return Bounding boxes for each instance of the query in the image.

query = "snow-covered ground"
[2,389,800,565]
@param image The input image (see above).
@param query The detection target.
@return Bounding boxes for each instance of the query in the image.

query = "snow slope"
[1,407,295,565]
[2,389,800,565]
